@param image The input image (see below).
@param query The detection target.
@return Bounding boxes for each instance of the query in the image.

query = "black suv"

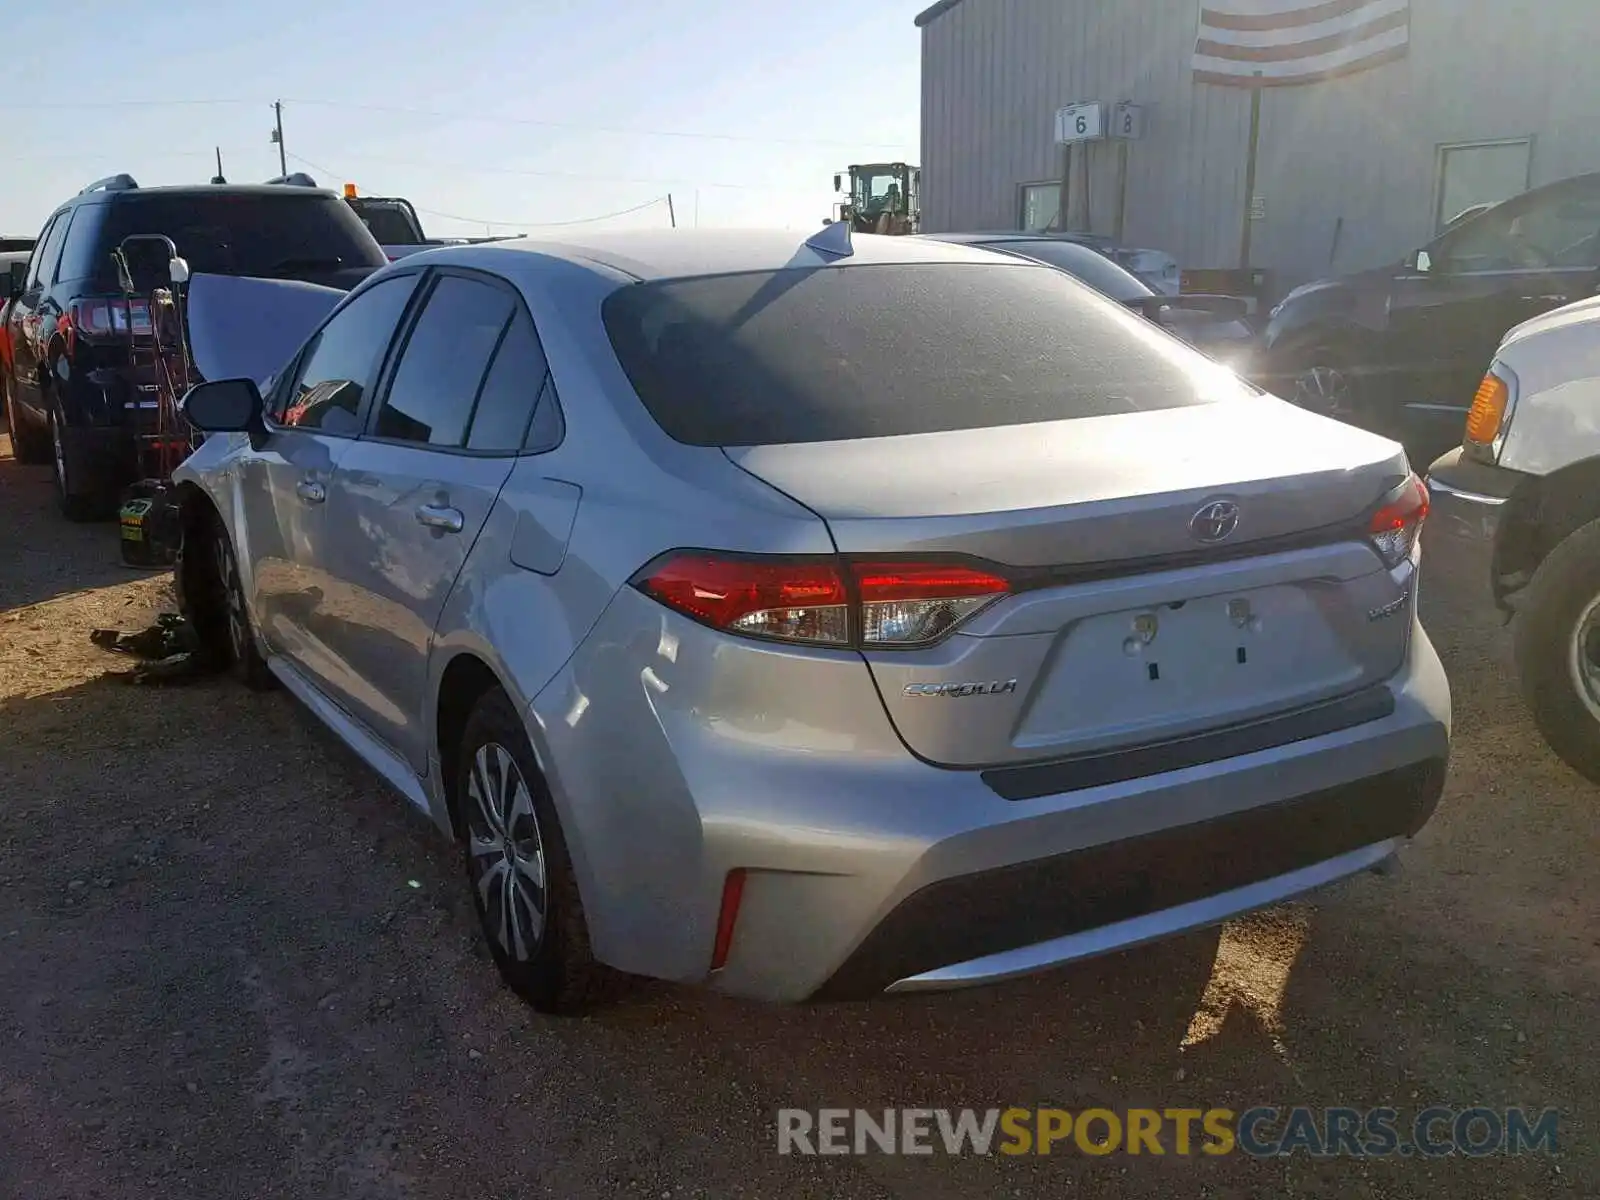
[1260,170,1600,467]
[3,174,388,518]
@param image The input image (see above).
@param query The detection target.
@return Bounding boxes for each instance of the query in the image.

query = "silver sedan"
[173,227,1450,1012]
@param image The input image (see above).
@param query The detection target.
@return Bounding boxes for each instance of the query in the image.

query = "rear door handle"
[295,479,326,504]
[416,503,465,533]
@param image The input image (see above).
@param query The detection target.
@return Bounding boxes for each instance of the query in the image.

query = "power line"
[0,95,915,151]
[323,150,799,192]
[0,99,262,111]
[284,97,913,151]
[414,197,669,229]
[286,154,667,229]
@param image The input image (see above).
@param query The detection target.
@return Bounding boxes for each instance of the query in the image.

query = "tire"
[1512,516,1600,784]
[185,509,276,690]
[3,375,49,465]
[454,688,615,1014]
[49,406,105,522]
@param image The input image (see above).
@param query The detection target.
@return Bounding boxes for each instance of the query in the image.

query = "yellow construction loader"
[831,163,920,234]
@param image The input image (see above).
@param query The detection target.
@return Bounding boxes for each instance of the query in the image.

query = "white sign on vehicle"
[1055,102,1105,144]
[1112,102,1145,140]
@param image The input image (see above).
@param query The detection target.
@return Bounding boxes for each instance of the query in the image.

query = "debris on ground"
[89,612,218,685]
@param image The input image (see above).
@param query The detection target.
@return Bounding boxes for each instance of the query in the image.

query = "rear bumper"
[819,758,1440,998]
[530,591,1451,1004]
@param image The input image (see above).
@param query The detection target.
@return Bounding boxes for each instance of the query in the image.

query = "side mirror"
[181,378,263,433]
[833,174,842,192]
[6,261,26,299]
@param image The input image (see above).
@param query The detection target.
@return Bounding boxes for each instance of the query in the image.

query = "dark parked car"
[2,174,388,518]
[922,232,1256,369]
[1260,170,1600,466]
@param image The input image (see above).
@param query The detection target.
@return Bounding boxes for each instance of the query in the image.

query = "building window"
[1019,182,1062,232]
[1434,139,1532,233]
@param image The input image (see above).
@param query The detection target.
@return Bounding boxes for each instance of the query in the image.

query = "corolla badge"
[1189,499,1240,544]
[903,680,1019,698]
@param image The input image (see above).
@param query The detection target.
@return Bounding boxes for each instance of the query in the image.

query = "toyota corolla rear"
[531,248,1449,1003]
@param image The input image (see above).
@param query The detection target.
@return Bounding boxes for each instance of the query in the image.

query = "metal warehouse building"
[915,0,1600,296]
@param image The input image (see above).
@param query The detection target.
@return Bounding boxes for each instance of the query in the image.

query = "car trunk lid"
[724,396,1417,768]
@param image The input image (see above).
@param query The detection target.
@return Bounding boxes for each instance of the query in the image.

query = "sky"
[0,0,925,239]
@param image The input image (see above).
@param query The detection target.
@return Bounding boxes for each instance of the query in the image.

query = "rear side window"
[601,263,1217,447]
[95,193,387,284]
[467,312,555,453]
[374,275,513,447]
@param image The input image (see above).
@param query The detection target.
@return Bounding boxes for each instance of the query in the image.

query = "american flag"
[1193,0,1411,87]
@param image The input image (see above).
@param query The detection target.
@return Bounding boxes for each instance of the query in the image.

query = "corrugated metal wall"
[920,0,1600,291]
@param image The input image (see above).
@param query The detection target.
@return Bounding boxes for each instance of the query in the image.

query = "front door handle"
[295,479,326,504]
[416,503,465,533]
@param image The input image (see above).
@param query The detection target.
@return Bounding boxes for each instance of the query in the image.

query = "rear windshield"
[94,193,387,284]
[601,262,1216,447]
[352,202,424,245]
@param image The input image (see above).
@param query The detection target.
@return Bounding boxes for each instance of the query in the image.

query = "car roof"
[420,228,1033,282]
[72,184,346,207]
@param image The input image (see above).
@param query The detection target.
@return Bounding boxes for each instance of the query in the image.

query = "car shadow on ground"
[0,436,137,613]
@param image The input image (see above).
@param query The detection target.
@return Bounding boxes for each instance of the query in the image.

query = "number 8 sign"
[1113,102,1145,141]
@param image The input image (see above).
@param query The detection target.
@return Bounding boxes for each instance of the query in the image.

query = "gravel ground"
[1,427,1594,1199]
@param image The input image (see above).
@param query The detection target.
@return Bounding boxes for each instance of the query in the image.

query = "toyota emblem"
[1189,500,1240,543]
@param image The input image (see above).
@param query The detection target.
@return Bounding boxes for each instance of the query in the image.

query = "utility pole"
[271,101,287,177]
[667,193,677,228]
[1238,72,1263,271]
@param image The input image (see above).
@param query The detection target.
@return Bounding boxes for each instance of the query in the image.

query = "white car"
[1427,294,1600,780]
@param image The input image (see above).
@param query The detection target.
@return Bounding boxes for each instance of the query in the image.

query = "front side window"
[373,275,514,447]
[1443,180,1600,273]
[276,275,419,434]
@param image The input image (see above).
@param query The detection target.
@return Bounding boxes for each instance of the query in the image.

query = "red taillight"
[68,298,152,342]
[635,554,849,645]
[632,553,1010,648]
[710,868,746,972]
[1368,474,1429,567]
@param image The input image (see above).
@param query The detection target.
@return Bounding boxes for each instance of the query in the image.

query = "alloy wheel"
[464,743,548,962]
[1292,364,1353,418]
[50,410,66,493]
[215,536,251,662]
[1567,593,1600,723]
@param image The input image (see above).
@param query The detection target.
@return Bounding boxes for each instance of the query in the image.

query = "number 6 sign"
[1054,102,1105,144]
